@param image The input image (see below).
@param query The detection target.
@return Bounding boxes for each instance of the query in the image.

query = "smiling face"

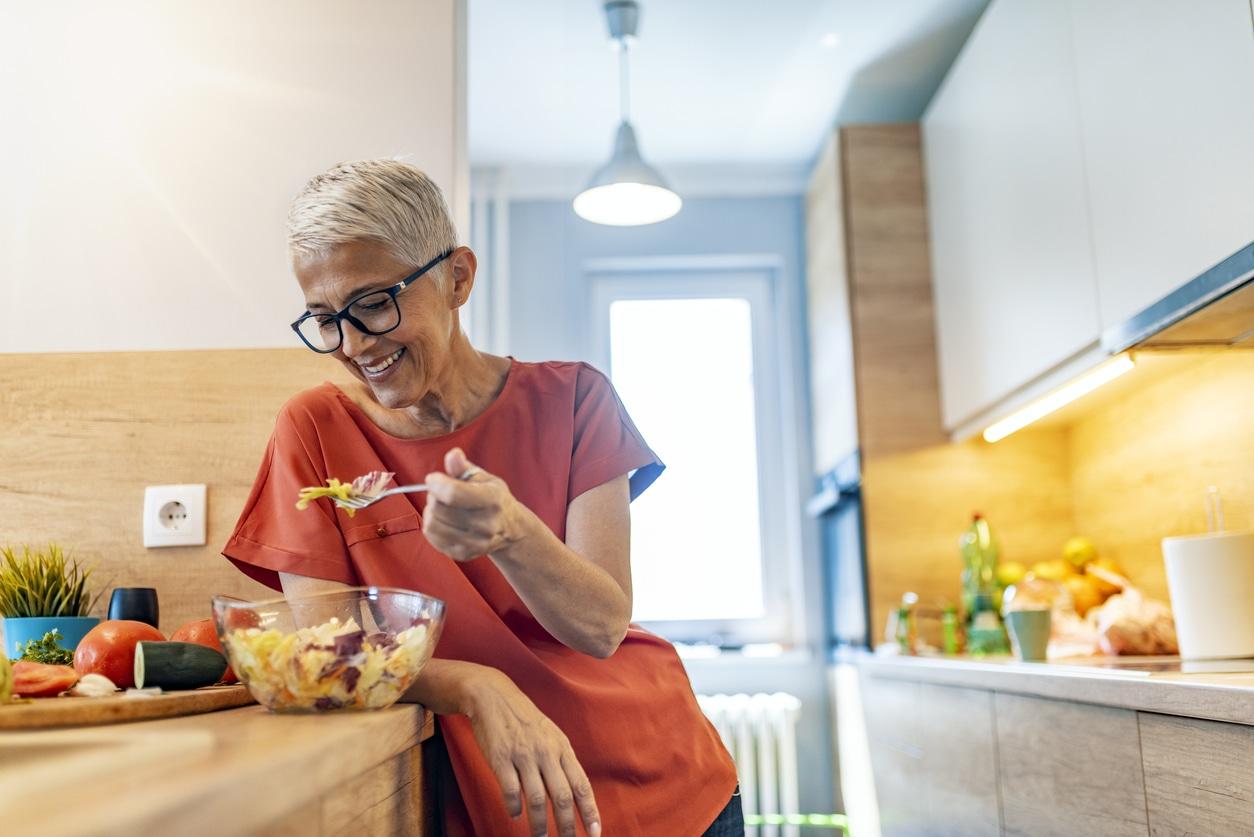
[294,239,473,410]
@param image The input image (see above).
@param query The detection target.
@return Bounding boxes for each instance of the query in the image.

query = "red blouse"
[223,359,737,835]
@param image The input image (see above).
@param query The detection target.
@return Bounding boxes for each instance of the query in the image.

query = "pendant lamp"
[573,0,681,226]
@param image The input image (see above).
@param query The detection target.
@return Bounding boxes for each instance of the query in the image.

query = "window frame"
[587,257,797,647]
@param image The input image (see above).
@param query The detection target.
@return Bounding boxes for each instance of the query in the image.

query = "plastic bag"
[1086,566,1178,656]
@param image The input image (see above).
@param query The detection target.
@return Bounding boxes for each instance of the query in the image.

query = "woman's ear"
[448,246,478,309]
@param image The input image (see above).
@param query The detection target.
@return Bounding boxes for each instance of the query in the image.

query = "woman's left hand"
[423,447,525,562]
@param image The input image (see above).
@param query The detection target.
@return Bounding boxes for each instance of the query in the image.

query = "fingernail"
[590,822,601,837]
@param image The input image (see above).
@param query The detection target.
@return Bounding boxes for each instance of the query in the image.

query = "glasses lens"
[297,314,342,352]
[348,291,401,335]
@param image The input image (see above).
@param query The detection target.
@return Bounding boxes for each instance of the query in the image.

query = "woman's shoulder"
[511,359,612,401]
[273,382,352,437]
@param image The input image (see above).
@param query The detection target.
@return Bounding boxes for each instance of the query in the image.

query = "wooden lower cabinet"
[1140,712,1254,835]
[994,693,1148,836]
[861,671,1254,835]
[861,676,1000,836]
[261,742,433,836]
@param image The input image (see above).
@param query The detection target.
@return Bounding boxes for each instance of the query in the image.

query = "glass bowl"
[211,586,444,713]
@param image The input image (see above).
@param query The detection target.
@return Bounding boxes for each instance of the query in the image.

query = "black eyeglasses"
[291,249,454,353]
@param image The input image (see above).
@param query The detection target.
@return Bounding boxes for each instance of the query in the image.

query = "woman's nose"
[339,319,375,358]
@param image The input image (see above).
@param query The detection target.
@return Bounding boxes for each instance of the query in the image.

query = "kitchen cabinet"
[267,742,432,835]
[857,655,1254,836]
[923,0,1254,432]
[805,134,860,474]
[805,125,945,467]
[994,693,1148,836]
[923,0,1101,431]
[3,704,436,835]
[1140,712,1254,834]
[860,675,1000,836]
[1069,0,1254,331]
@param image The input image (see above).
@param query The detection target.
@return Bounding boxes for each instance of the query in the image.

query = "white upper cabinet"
[1069,0,1254,331]
[924,0,1101,430]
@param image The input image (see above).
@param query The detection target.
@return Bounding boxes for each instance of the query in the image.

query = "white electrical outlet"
[143,484,207,548]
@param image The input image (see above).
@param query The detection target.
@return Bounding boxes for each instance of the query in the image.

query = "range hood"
[1103,241,1254,353]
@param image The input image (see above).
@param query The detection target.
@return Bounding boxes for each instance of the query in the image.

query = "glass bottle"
[961,514,1008,654]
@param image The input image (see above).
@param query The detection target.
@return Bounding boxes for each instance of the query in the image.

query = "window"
[591,266,791,645]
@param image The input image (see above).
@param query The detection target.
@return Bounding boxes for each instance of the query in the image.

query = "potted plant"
[0,544,101,659]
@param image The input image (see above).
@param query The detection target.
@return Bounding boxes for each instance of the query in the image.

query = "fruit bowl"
[211,587,444,712]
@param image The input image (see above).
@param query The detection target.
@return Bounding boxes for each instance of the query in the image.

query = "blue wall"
[506,195,838,816]
[508,195,806,363]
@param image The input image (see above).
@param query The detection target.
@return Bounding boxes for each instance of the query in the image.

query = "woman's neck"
[404,336,508,435]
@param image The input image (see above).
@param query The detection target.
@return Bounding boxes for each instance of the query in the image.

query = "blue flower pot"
[2,616,101,659]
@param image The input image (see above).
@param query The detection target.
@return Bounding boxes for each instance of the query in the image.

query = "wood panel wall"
[0,349,353,633]
[1069,352,1254,603]
[863,430,1075,641]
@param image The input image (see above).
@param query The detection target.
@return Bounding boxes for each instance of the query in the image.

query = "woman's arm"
[278,572,601,837]
[422,448,633,658]
[407,658,601,837]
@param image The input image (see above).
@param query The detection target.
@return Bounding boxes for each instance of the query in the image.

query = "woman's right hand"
[463,667,602,837]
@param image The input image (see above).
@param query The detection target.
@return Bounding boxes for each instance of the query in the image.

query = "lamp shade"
[573,121,681,226]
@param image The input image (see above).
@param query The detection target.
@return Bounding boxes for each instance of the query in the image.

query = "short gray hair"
[287,159,459,278]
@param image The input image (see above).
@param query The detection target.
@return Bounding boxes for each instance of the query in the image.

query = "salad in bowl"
[212,587,444,712]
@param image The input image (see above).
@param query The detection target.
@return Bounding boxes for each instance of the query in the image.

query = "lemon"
[996,561,1027,588]
[0,655,11,704]
[1029,558,1074,582]
[1062,536,1098,569]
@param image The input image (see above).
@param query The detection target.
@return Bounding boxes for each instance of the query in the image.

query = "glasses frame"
[291,249,454,354]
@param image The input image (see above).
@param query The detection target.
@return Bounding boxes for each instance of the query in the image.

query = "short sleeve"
[221,403,359,591]
[568,364,665,502]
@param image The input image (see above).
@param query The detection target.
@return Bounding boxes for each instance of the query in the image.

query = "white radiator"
[698,692,803,837]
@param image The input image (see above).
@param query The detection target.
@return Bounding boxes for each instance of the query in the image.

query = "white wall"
[1,0,466,353]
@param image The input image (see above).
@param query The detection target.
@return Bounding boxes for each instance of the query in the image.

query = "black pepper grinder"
[108,587,160,629]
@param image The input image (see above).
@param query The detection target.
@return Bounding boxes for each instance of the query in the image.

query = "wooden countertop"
[853,651,1254,727]
[0,702,434,837]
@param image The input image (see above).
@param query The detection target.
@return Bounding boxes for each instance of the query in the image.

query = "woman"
[223,159,741,836]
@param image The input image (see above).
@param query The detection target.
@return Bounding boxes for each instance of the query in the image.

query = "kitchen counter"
[0,702,435,837]
[848,651,1254,834]
[853,650,1254,727]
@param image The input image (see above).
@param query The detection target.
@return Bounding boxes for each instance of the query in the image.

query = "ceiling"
[468,0,988,195]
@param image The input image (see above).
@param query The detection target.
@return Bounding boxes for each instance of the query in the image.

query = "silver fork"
[335,466,483,511]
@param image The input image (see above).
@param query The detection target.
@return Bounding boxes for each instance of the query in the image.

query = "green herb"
[18,629,74,666]
[0,543,99,618]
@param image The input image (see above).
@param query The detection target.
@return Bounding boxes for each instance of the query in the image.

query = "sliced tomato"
[171,618,237,683]
[12,660,79,697]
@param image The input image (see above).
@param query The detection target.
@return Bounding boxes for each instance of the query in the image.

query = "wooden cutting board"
[0,685,254,730]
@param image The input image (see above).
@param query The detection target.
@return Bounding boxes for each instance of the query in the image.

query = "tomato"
[12,660,79,697]
[171,618,237,683]
[73,620,165,688]
[222,607,262,632]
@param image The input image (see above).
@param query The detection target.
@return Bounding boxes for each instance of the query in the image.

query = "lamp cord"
[618,44,630,122]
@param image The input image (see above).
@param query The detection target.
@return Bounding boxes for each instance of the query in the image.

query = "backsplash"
[863,351,1254,637]
[3,349,1248,641]
[1070,352,1254,603]
[0,349,352,633]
